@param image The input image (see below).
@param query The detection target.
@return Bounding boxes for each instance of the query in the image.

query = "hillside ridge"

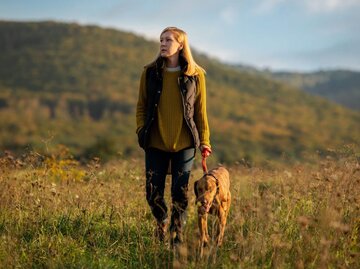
[0,20,359,164]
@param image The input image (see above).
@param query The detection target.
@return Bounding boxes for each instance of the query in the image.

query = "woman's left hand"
[200,145,212,158]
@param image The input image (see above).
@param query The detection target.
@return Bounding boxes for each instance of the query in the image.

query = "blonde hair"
[149,27,205,76]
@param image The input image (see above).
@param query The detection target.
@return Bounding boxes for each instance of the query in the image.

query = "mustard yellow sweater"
[136,67,210,152]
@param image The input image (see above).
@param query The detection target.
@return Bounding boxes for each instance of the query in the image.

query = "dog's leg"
[216,206,227,247]
[198,213,208,258]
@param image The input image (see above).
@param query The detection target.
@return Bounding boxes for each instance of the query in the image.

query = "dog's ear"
[194,181,199,203]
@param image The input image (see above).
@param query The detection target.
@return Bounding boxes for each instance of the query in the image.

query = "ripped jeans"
[145,147,195,236]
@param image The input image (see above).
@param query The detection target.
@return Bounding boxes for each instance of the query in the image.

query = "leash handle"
[201,147,212,174]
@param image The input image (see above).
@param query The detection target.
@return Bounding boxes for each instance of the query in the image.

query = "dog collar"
[206,172,220,197]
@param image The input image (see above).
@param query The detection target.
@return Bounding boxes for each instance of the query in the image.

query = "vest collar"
[155,56,189,78]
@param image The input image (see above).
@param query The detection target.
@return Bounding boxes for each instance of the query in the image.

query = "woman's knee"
[172,183,189,206]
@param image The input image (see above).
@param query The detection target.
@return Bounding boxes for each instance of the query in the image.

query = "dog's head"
[194,175,218,215]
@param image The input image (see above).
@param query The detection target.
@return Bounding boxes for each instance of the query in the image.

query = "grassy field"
[0,145,359,268]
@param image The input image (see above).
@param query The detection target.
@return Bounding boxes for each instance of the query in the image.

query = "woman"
[136,26,211,245]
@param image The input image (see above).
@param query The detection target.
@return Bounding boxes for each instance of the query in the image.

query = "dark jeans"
[145,147,195,234]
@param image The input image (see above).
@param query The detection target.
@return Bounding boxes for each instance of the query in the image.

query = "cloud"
[255,0,286,13]
[304,0,360,12]
[219,6,239,24]
[255,0,360,13]
[268,38,360,71]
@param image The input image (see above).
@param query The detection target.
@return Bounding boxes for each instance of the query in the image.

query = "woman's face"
[159,31,183,59]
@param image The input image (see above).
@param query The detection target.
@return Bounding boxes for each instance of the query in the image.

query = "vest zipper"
[178,77,197,147]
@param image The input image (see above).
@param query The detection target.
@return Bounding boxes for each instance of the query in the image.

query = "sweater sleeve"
[136,69,147,134]
[194,69,211,148]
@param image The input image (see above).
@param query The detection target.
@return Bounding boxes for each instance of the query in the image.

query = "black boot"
[170,211,184,247]
[155,220,168,242]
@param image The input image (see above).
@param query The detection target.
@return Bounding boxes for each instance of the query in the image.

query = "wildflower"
[329,221,350,233]
[297,216,310,228]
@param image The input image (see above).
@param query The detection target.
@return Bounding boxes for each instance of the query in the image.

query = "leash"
[200,147,220,209]
[201,147,212,174]
[202,156,208,173]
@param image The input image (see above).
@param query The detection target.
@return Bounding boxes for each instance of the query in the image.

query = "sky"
[1,0,360,72]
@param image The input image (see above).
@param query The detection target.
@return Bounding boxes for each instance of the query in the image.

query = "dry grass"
[0,145,359,268]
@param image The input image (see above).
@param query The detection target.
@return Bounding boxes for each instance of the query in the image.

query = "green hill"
[270,70,360,110]
[0,20,359,164]
[231,64,360,110]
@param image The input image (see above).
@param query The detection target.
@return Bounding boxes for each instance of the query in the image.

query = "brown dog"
[194,166,231,257]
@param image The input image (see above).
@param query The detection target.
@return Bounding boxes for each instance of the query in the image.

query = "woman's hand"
[200,145,212,158]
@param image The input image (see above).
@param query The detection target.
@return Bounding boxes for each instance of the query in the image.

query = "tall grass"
[0,145,359,268]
